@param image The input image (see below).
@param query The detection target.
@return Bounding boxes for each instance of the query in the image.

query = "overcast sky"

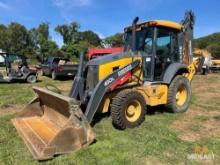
[0,0,219,46]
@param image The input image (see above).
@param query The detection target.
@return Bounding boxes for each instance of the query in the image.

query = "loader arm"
[85,60,139,123]
[184,57,202,82]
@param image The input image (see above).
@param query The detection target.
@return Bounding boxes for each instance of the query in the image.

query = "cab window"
[154,27,179,80]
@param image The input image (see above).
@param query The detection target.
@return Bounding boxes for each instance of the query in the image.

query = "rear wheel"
[26,75,37,83]
[166,75,192,113]
[110,89,146,130]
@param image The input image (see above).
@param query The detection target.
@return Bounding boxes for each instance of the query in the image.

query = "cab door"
[154,27,180,81]
[141,27,156,81]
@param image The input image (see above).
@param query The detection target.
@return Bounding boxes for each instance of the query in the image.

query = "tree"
[103,33,123,47]
[80,30,101,46]
[207,43,220,58]
[32,22,59,58]
[61,40,91,58]
[28,28,39,54]
[6,22,29,54]
[55,22,80,45]
[194,32,220,58]
[56,22,102,58]
[0,22,59,59]
[0,24,8,51]
[38,22,50,40]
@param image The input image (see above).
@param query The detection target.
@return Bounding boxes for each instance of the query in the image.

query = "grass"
[195,115,210,122]
[0,76,72,108]
[0,74,220,164]
[0,83,33,107]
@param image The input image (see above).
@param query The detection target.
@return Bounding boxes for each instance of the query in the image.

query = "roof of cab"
[125,20,183,31]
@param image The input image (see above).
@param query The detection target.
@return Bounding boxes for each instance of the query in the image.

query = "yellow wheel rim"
[125,100,142,122]
[176,85,187,106]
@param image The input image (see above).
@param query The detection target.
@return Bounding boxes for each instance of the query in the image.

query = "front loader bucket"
[12,87,95,160]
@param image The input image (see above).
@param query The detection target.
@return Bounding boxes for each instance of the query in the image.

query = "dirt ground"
[172,74,220,142]
[0,105,24,116]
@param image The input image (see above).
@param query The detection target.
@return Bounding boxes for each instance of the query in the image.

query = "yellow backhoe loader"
[193,48,212,74]
[12,11,200,160]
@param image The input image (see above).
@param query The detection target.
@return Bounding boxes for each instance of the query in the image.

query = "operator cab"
[124,20,183,82]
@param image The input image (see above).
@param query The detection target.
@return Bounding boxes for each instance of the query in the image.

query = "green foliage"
[34,23,59,58]
[0,22,59,59]
[104,33,123,47]
[0,20,124,60]
[56,22,102,58]
[55,22,80,45]
[5,22,29,54]
[207,43,220,58]
[61,41,90,58]
[80,30,101,47]
[0,24,8,51]
[194,33,220,58]
[1,19,220,61]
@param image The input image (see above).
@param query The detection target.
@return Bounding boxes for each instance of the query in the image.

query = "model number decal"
[104,77,115,86]
[118,65,132,76]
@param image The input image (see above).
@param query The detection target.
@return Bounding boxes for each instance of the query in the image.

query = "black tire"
[110,89,146,130]
[202,68,206,75]
[51,71,57,80]
[26,74,37,83]
[166,75,192,113]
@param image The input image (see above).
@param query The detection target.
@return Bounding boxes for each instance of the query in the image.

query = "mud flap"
[12,87,95,160]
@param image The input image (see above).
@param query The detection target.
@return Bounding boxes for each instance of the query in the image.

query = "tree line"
[2,21,218,60]
[194,32,220,58]
[0,22,123,60]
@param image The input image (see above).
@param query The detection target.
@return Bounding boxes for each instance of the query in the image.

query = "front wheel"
[26,75,37,83]
[110,89,146,130]
[166,75,192,113]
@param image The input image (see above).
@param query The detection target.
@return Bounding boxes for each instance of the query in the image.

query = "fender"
[163,63,188,84]
[85,60,139,123]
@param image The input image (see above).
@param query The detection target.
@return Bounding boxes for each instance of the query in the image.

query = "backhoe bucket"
[12,87,95,160]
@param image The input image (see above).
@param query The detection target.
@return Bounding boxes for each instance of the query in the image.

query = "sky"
[0,0,219,47]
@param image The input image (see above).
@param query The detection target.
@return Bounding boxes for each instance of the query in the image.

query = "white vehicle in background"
[193,48,212,75]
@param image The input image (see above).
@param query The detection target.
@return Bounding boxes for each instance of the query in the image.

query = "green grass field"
[0,74,220,165]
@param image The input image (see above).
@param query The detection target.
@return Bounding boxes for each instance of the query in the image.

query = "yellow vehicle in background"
[193,48,220,73]
[211,59,220,71]
[193,48,212,75]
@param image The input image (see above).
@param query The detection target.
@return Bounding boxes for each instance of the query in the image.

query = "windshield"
[124,27,154,54]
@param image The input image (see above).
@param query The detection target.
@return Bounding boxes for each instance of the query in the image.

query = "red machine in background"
[87,47,123,60]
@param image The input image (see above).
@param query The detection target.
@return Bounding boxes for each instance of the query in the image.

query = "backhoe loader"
[193,48,212,75]
[12,11,200,160]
